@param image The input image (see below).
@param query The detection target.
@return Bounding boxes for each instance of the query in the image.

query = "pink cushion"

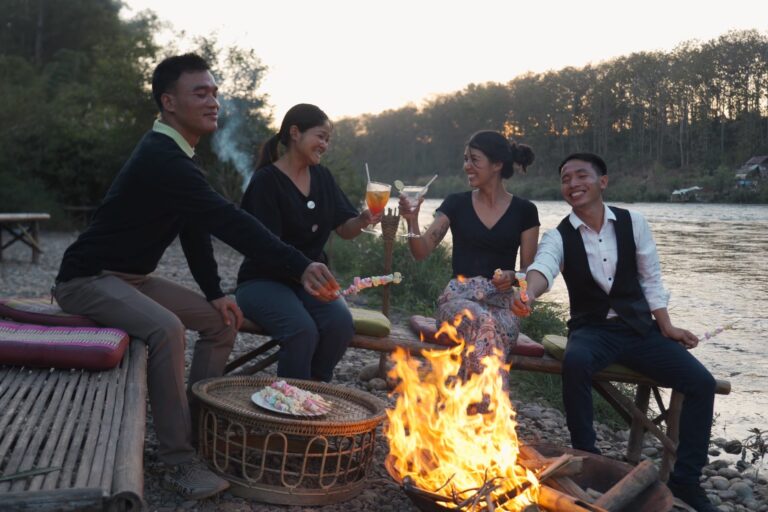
[409,314,456,347]
[0,298,98,327]
[408,314,545,357]
[0,320,128,370]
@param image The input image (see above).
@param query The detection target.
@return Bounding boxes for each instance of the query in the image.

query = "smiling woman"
[234,103,379,383]
[397,130,539,389]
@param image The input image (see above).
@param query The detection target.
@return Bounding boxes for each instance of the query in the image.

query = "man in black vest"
[513,153,717,511]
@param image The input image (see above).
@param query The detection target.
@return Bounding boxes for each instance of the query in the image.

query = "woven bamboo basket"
[192,376,387,505]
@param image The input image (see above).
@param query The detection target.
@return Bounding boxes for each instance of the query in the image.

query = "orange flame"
[385,311,539,510]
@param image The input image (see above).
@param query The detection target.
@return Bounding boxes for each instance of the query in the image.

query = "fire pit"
[192,376,387,505]
[386,444,673,512]
[383,312,673,512]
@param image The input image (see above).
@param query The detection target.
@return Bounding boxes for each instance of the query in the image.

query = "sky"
[121,0,766,126]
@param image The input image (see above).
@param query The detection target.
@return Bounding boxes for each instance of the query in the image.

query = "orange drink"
[366,182,391,215]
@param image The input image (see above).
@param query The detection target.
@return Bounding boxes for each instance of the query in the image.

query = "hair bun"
[512,143,535,171]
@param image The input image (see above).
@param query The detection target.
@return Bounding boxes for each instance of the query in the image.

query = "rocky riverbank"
[1,232,766,511]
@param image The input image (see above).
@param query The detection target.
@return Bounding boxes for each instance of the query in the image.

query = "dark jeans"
[235,279,353,382]
[562,320,716,484]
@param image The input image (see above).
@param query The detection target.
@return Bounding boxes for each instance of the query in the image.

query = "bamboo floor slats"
[0,338,146,511]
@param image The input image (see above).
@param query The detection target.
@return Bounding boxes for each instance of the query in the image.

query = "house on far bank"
[735,155,768,188]
[670,186,703,202]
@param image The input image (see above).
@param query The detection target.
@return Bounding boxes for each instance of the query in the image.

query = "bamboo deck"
[0,338,146,511]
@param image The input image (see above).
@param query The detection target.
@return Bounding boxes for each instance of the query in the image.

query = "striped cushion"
[0,298,98,327]
[0,320,128,370]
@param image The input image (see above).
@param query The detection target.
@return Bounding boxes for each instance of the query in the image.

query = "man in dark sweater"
[54,54,340,500]
[513,153,718,512]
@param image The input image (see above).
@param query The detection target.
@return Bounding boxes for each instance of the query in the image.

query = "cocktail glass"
[400,185,424,211]
[362,181,391,234]
[398,184,429,238]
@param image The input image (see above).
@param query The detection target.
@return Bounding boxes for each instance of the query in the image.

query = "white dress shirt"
[528,204,669,317]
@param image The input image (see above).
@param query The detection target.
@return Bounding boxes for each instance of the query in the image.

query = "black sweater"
[56,131,312,300]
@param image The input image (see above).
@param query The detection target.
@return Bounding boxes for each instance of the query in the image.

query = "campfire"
[384,312,671,512]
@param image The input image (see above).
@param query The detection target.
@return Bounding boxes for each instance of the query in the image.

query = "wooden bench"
[0,339,147,511]
[228,318,446,376]
[0,213,51,263]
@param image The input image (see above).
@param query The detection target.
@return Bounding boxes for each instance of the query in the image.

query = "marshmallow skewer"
[515,272,529,302]
[697,323,734,341]
[340,272,403,296]
[493,268,529,302]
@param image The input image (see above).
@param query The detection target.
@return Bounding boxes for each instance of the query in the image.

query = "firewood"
[521,454,585,478]
[519,445,593,503]
[593,459,658,512]
[538,485,610,512]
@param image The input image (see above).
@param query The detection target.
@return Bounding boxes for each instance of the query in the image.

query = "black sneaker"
[162,457,230,500]
[667,480,718,512]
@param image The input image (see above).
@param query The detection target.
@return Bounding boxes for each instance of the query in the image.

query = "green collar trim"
[153,119,195,158]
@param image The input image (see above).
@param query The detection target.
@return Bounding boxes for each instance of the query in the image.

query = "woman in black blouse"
[400,130,539,382]
[236,104,380,382]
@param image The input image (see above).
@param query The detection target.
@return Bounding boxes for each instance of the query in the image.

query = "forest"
[1,0,767,227]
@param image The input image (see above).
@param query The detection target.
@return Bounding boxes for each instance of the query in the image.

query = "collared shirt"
[152,119,195,158]
[528,204,669,316]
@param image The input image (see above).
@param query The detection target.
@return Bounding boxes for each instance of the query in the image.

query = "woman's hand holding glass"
[359,208,383,230]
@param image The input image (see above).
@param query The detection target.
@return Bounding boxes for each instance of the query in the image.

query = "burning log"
[592,460,658,512]
[519,445,593,503]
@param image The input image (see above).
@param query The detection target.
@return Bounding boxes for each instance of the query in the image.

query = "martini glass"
[395,174,437,238]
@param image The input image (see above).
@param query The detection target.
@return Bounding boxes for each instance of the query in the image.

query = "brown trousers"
[54,271,237,464]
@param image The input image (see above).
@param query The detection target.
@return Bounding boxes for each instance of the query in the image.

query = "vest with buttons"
[557,206,653,334]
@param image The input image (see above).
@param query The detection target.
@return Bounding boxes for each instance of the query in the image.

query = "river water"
[387,198,768,442]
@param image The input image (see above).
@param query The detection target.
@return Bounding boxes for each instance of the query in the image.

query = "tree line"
[1,1,766,224]
[327,30,768,203]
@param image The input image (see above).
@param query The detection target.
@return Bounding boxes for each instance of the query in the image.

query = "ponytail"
[256,133,281,169]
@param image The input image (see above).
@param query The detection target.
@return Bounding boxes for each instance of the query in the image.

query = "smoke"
[212,97,253,186]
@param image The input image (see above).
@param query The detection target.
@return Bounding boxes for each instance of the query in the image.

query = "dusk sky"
[122,0,766,125]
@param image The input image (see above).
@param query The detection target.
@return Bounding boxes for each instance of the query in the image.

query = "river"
[383,197,768,443]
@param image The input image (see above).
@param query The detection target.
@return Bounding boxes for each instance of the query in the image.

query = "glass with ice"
[361,181,391,234]
[365,181,391,215]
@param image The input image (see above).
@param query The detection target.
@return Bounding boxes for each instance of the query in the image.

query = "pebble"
[642,447,659,457]
[2,233,766,512]
[720,467,743,479]
[732,482,755,500]
[713,476,733,490]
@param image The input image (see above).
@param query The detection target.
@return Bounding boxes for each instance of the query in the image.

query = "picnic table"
[0,213,51,263]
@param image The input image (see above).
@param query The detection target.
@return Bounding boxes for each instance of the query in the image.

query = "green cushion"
[350,307,391,337]
[542,335,646,379]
